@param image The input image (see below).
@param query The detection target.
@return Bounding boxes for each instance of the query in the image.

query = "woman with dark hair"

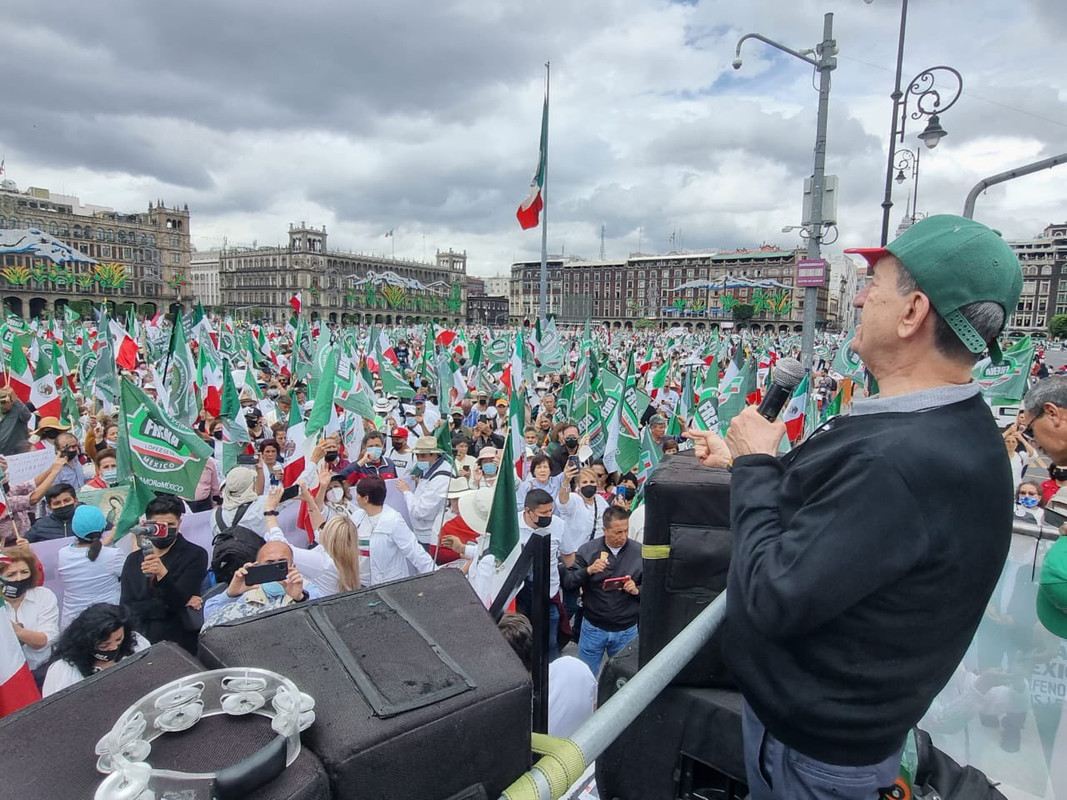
[353,476,434,587]
[57,505,124,630]
[515,454,563,512]
[41,603,149,696]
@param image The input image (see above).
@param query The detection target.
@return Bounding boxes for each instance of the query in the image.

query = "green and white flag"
[717,356,756,435]
[831,330,867,384]
[486,336,510,365]
[603,352,642,475]
[972,335,1034,404]
[638,425,661,481]
[533,317,563,373]
[116,378,214,497]
[165,320,197,426]
[692,363,721,433]
[335,341,375,420]
[307,349,340,440]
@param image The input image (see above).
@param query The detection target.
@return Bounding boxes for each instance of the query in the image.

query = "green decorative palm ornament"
[446,283,462,313]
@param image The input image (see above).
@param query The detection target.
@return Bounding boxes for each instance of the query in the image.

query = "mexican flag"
[0,595,40,717]
[781,374,810,444]
[196,335,223,419]
[116,378,214,498]
[289,292,302,315]
[282,393,309,488]
[4,339,32,403]
[516,92,548,230]
[486,431,520,563]
[109,319,140,371]
[29,343,61,419]
[509,380,526,480]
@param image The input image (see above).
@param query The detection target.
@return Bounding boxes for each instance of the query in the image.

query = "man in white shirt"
[395,436,454,549]
[516,488,565,660]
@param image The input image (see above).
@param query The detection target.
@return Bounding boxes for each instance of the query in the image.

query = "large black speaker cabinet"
[640,450,734,686]
[0,641,331,800]
[595,641,747,800]
[198,568,532,800]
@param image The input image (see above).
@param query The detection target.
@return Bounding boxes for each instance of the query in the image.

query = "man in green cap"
[686,214,1023,799]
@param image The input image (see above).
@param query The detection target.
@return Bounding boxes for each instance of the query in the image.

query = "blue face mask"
[1020,496,1040,509]
[482,463,498,476]
[367,446,383,460]
[261,581,286,599]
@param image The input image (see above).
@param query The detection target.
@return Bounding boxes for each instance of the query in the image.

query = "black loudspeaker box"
[0,641,331,800]
[640,450,734,686]
[595,641,747,800]
[198,568,532,800]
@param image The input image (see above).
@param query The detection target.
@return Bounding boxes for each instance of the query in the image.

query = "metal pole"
[879,0,908,246]
[962,153,1067,219]
[530,529,551,734]
[912,147,920,220]
[539,63,551,322]
[800,12,835,373]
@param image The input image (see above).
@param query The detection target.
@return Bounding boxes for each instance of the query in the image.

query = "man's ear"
[898,291,933,342]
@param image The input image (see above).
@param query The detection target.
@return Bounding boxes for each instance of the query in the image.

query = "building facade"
[1008,223,1067,333]
[0,181,191,319]
[468,295,508,325]
[218,224,467,324]
[189,250,222,309]
[513,248,830,331]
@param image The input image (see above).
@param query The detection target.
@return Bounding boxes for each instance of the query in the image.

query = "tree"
[1050,314,1067,340]
[732,303,756,323]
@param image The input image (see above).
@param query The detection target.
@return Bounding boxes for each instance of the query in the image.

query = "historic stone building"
[189,250,222,309]
[218,224,468,324]
[1008,223,1067,333]
[0,181,191,319]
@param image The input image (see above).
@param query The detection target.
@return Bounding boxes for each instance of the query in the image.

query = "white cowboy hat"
[447,476,475,499]
[458,486,494,536]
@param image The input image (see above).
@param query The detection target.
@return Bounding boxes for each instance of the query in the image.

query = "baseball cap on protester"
[1037,537,1067,640]
[72,505,106,540]
[845,214,1023,364]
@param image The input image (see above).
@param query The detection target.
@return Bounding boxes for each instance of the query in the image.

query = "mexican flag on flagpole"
[282,392,309,487]
[516,91,548,230]
[29,342,61,419]
[115,378,214,500]
[5,338,32,403]
[0,594,40,717]
[196,334,223,418]
[509,379,526,480]
[781,374,810,444]
[109,319,140,371]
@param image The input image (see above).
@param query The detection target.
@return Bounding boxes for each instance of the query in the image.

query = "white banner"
[6,449,57,486]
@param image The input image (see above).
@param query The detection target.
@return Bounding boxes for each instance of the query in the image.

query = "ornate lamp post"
[893,147,921,228]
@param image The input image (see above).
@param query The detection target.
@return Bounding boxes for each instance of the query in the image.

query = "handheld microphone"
[757,358,805,422]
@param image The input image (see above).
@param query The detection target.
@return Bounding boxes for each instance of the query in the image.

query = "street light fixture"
[735,13,837,371]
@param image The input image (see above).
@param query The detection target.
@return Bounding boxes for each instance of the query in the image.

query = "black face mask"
[622,487,636,501]
[324,451,339,464]
[213,431,224,440]
[92,648,120,663]
[151,530,179,550]
[580,485,597,499]
[1053,467,1067,482]
[51,505,76,522]
[1,577,32,599]
[534,514,553,529]
[564,437,579,449]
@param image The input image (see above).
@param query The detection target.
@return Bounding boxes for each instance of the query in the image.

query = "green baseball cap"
[846,214,1022,364]
[1037,537,1067,640]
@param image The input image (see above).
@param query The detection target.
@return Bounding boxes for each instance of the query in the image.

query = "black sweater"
[562,535,642,631]
[726,393,1012,766]
[120,534,208,654]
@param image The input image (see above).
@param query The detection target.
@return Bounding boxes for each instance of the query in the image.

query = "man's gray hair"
[1023,376,1067,415]
[896,265,1005,365]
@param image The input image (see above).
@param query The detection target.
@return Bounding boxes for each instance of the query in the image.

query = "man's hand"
[142,553,168,580]
[623,578,639,596]
[587,555,608,575]
[227,563,253,597]
[283,564,305,601]
[440,534,465,554]
[395,478,411,493]
[724,406,786,458]
[683,428,732,469]
[186,596,203,611]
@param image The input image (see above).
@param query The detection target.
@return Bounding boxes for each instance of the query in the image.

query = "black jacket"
[27,512,74,543]
[120,534,208,654]
[562,535,642,631]
[725,393,1012,766]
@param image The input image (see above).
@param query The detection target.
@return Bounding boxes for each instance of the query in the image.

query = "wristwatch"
[264,510,279,517]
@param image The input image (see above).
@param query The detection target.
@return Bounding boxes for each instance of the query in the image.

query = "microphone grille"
[771,358,806,390]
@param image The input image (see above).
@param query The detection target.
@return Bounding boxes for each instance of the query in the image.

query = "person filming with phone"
[201,540,322,631]
[562,506,640,677]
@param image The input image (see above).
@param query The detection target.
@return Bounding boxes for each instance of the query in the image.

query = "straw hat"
[411,436,442,455]
[447,476,474,499]
[33,417,71,437]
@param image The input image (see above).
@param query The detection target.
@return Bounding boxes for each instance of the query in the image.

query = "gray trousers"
[742,701,903,799]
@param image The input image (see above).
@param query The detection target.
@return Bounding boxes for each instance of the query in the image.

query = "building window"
[172,253,181,264]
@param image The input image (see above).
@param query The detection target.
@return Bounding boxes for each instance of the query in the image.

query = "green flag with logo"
[166,320,197,426]
[116,378,214,497]
[831,330,867,384]
[603,352,642,475]
[972,335,1034,403]
[717,356,756,435]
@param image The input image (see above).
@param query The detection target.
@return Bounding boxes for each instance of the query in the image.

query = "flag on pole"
[717,356,756,435]
[29,343,61,419]
[109,319,139,371]
[781,374,810,443]
[165,320,197,426]
[289,293,302,315]
[5,340,32,403]
[516,91,548,230]
[0,593,40,717]
[486,433,520,563]
[603,352,642,475]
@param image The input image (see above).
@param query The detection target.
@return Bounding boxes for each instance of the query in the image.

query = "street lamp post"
[894,147,920,226]
[734,12,837,371]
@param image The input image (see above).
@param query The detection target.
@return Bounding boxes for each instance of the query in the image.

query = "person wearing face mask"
[1,547,59,684]
[1013,480,1043,525]
[42,603,149,696]
[84,448,119,489]
[120,496,208,654]
[549,424,582,476]
[386,426,414,477]
[557,466,611,565]
[515,489,565,661]
[472,447,500,489]
[353,476,435,587]
[57,506,123,630]
[395,437,455,550]
[343,432,398,481]
[1040,464,1067,504]
[316,470,361,522]
[213,466,268,540]
[49,430,87,491]
[28,483,83,543]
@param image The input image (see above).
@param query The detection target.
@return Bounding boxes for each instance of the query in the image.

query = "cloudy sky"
[3,0,1065,277]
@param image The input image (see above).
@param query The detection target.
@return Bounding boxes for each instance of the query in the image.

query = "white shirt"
[558,493,610,556]
[403,460,453,545]
[2,586,60,670]
[388,448,415,480]
[517,513,563,599]
[265,526,340,596]
[57,544,125,630]
[42,632,150,696]
[628,504,646,544]
[356,505,436,586]
[548,655,598,738]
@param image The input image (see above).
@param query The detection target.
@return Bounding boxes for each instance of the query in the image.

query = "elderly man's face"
[1021,403,1067,464]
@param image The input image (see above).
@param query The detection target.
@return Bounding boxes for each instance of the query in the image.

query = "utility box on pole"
[803,175,838,227]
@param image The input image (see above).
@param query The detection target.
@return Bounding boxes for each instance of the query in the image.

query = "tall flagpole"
[539,62,550,322]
